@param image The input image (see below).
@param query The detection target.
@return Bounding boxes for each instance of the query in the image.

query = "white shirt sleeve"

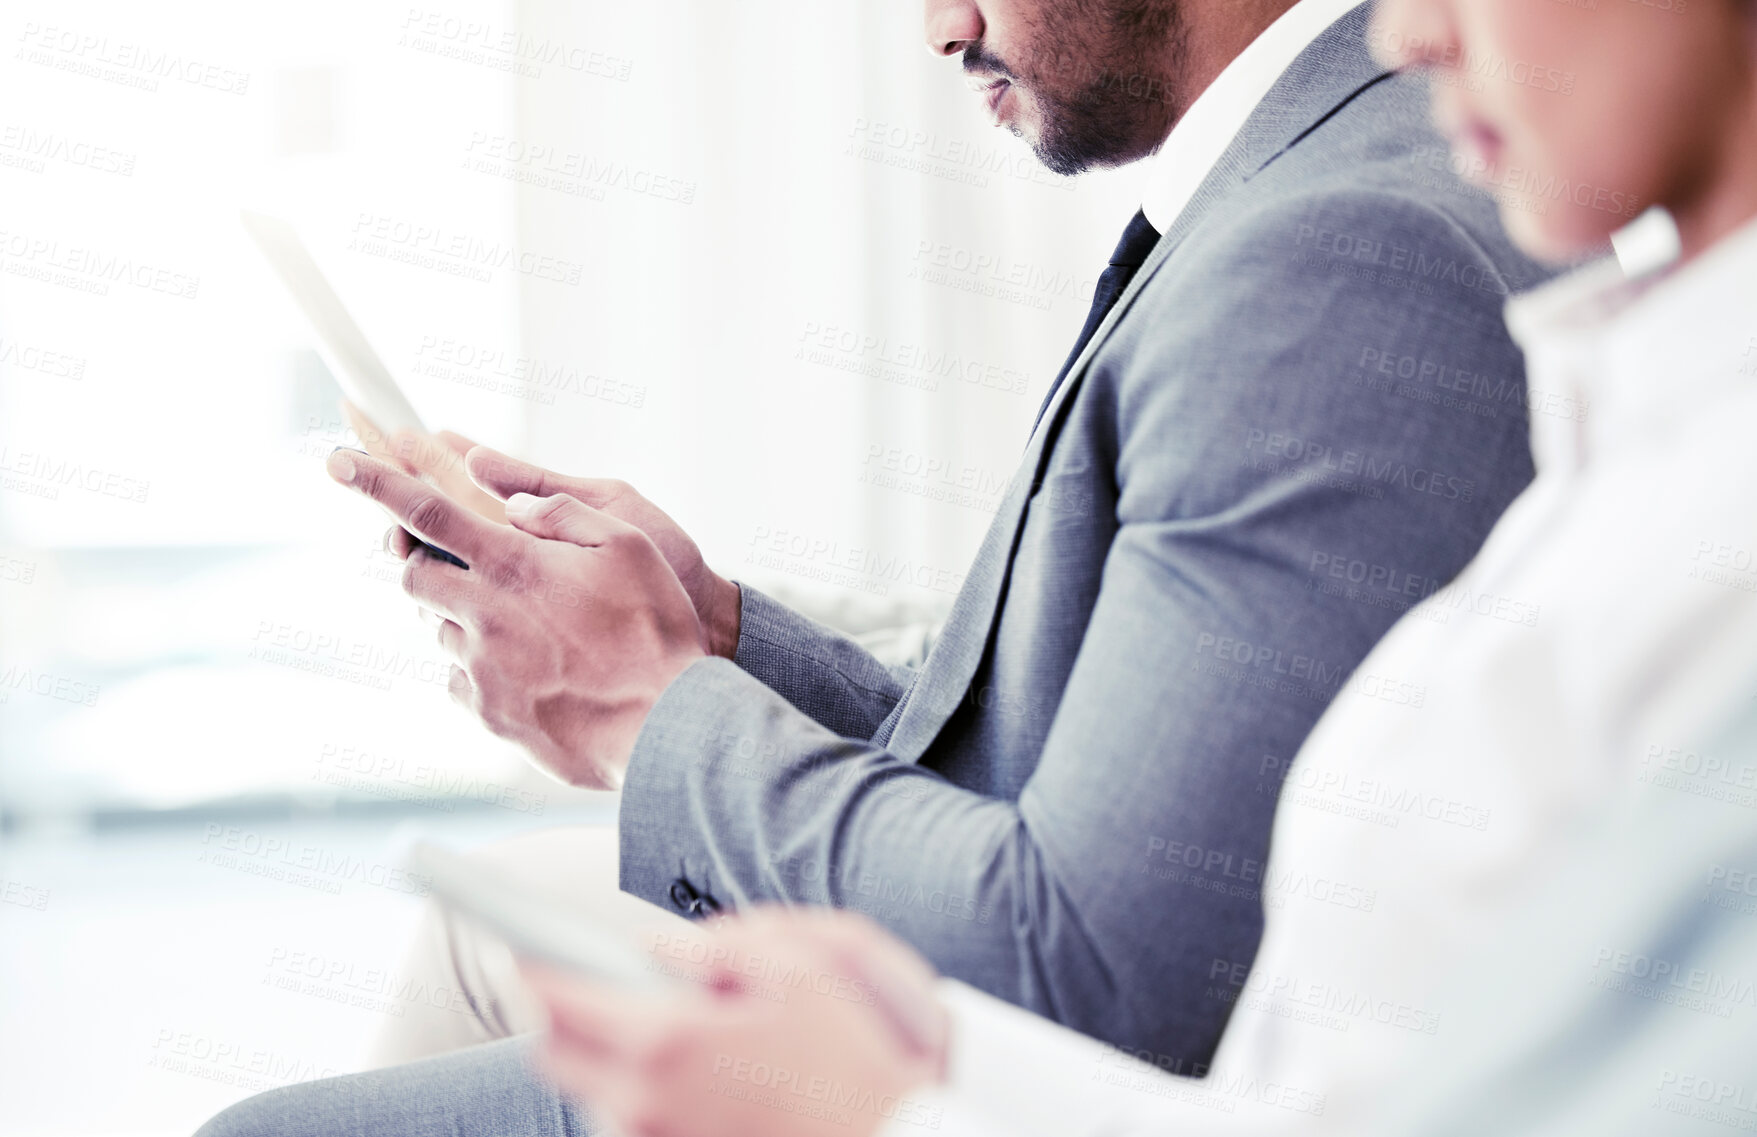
[875,980,1228,1137]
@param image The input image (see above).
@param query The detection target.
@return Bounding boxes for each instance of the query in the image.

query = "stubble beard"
[1019,0,1188,176]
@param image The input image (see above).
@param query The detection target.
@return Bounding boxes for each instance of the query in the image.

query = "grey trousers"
[195,1037,593,1137]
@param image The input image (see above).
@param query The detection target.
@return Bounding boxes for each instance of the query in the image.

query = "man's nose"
[924,0,983,57]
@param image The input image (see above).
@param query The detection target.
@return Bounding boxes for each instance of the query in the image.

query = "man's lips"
[1432,100,1505,181]
[966,75,1011,120]
[1449,120,1505,181]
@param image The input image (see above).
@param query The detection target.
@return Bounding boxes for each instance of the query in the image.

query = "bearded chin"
[1030,83,1166,177]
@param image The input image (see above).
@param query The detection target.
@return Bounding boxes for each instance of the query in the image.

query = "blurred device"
[402,839,675,992]
[240,209,428,437]
[243,211,466,569]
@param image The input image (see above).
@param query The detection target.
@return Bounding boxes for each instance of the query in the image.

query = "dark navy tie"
[1031,207,1162,432]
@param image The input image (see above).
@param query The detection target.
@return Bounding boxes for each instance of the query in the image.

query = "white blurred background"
[0,1,1140,1133]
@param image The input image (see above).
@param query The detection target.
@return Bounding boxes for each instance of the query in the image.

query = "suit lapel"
[883,4,1392,763]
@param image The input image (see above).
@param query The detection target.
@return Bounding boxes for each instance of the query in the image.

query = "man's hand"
[327,448,706,789]
[522,908,949,1137]
[340,399,508,524]
[458,445,742,659]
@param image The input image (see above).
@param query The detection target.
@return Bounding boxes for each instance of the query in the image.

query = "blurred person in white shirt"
[510,0,1757,1134]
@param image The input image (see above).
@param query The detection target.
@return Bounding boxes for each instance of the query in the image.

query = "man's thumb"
[504,493,614,546]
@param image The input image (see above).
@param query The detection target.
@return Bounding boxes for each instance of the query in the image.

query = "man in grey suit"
[207,0,1548,1129]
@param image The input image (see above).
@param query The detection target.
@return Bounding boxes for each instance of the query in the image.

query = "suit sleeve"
[728,583,915,740]
[620,186,1536,1062]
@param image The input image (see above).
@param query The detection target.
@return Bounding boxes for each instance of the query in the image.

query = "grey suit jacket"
[621,6,1549,1065]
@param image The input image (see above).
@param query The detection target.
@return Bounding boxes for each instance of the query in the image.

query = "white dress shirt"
[881,213,1757,1135]
[1138,0,1362,235]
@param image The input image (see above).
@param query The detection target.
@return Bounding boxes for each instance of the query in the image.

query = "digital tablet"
[402,839,676,992]
[241,210,429,438]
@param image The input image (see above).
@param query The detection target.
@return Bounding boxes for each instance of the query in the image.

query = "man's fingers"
[388,429,474,483]
[447,665,473,706]
[341,400,419,473]
[505,493,628,547]
[464,446,624,508]
[464,446,563,500]
[328,449,500,565]
[710,908,947,1063]
[435,430,480,458]
[402,548,481,624]
[385,525,419,561]
[436,617,466,660]
[522,963,686,1058]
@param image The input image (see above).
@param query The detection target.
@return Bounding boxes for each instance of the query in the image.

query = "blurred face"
[1371,0,1757,262]
[924,0,1187,175]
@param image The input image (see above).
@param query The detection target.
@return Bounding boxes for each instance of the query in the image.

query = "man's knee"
[194,1039,579,1137]
[194,1080,334,1137]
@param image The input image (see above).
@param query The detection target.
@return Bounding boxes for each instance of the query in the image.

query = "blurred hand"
[341,399,508,524]
[327,448,706,789]
[522,908,949,1137]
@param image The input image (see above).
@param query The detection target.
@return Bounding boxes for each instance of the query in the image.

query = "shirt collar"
[1139,0,1363,234]
[1506,210,1757,473]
